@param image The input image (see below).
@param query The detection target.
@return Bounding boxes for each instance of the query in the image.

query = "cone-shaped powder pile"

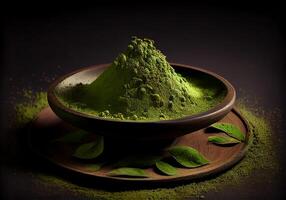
[57,37,226,120]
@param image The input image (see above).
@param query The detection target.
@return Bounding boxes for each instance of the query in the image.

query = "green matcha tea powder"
[57,37,226,120]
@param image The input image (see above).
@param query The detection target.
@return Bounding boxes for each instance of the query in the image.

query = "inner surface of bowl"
[53,64,228,122]
[48,64,235,140]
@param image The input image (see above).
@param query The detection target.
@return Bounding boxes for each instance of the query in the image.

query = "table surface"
[1,3,286,200]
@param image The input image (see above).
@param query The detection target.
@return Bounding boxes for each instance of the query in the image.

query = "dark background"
[1,2,286,199]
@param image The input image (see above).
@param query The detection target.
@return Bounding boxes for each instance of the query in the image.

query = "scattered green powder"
[56,37,226,121]
[14,90,48,125]
[14,91,279,200]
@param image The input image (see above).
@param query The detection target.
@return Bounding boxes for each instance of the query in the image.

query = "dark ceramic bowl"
[48,63,236,141]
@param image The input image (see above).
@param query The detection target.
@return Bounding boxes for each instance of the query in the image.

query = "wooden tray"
[29,107,250,183]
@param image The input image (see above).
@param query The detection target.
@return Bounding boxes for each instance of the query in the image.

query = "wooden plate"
[29,107,249,183]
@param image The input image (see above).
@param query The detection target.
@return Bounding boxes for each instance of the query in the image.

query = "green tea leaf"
[114,155,161,168]
[208,135,240,145]
[108,167,149,177]
[73,136,104,159]
[53,130,89,143]
[168,146,209,168]
[211,123,245,141]
[155,161,177,176]
[84,163,104,172]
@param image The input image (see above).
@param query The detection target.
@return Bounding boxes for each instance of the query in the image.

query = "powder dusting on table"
[14,91,280,200]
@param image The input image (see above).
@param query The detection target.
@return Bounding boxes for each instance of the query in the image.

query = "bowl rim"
[47,63,236,124]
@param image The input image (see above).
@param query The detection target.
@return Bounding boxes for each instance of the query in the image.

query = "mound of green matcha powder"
[57,37,225,120]
[14,91,280,200]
